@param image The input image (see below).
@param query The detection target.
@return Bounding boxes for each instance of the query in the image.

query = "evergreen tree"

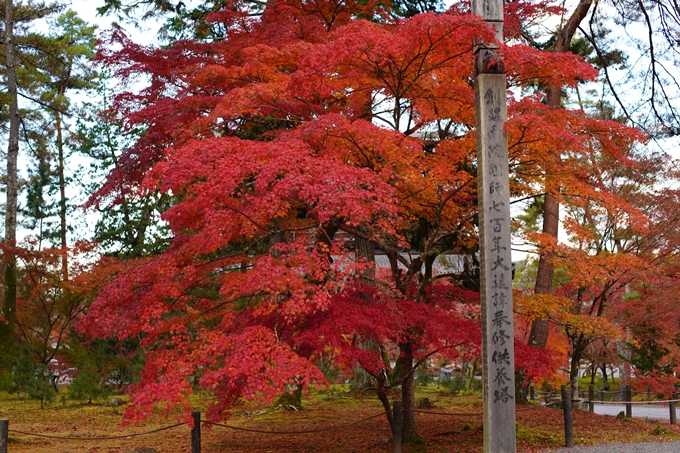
[28,363,56,408]
[75,90,171,259]
[9,345,34,398]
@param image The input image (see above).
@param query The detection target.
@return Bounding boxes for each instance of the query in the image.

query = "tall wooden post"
[473,0,515,451]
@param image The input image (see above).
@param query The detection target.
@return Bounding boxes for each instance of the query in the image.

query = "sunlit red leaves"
[148,135,399,239]
[504,43,599,88]
[502,0,565,41]
[514,339,561,383]
[124,326,325,423]
[296,282,482,376]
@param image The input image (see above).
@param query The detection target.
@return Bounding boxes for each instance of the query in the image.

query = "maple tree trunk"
[375,375,396,439]
[355,236,375,285]
[529,0,593,349]
[0,0,20,375]
[601,363,608,387]
[570,338,585,401]
[399,341,420,444]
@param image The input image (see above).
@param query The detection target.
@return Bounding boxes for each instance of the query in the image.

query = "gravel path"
[539,441,680,452]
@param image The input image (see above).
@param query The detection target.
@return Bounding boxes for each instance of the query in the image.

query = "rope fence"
[201,410,389,434]
[7,423,184,440]
[1,387,678,453]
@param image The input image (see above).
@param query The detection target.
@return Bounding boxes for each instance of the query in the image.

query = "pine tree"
[9,345,34,398]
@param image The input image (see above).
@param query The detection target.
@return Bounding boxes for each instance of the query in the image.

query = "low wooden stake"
[392,402,402,453]
[562,385,573,448]
[191,411,201,453]
[671,392,677,425]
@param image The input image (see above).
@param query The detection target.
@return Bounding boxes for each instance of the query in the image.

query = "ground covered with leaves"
[2,385,679,453]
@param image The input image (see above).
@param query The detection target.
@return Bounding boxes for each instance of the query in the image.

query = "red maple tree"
[80,0,642,439]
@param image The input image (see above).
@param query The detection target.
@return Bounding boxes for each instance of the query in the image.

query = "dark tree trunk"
[528,0,594,349]
[376,375,396,439]
[355,236,375,285]
[0,0,20,374]
[570,337,586,400]
[56,103,68,281]
[400,342,420,444]
[590,361,596,385]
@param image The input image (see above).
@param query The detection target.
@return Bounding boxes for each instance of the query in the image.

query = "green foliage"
[651,425,676,436]
[68,366,109,404]
[625,317,674,377]
[627,331,673,376]
[513,257,538,291]
[415,371,434,387]
[438,374,481,394]
[514,196,544,234]
[27,364,56,408]
[64,336,144,394]
[9,346,35,398]
[3,9,99,246]
[74,92,171,259]
[66,339,110,403]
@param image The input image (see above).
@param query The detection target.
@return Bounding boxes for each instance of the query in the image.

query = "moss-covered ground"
[2,383,679,452]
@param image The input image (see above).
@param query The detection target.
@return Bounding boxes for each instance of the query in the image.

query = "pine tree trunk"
[56,106,68,281]
[527,193,559,347]
[528,0,593,349]
[0,0,20,374]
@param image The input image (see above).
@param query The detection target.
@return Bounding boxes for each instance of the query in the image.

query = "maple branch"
[384,347,446,390]
[427,272,466,283]
[337,224,413,270]
[223,206,269,232]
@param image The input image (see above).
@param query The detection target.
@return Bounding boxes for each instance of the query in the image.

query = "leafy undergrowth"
[2,386,679,452]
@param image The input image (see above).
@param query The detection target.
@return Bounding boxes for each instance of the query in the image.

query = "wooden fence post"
[625,386,632,419]
[600,389,604,402]
[0,419,7,453]
[191,411,201,453]
[647,388,652,404]
[529,385,534,401]
[671,392,677,425]
[561,385,573,448]
[588,384,594,413]
[392,402,402,453]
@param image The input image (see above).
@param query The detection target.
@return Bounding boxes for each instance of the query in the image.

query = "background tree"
[0,3,95,376]
[75,89,171,259]
[0,0,23,378]
[517,144,680,398]
[519,0,680,352]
